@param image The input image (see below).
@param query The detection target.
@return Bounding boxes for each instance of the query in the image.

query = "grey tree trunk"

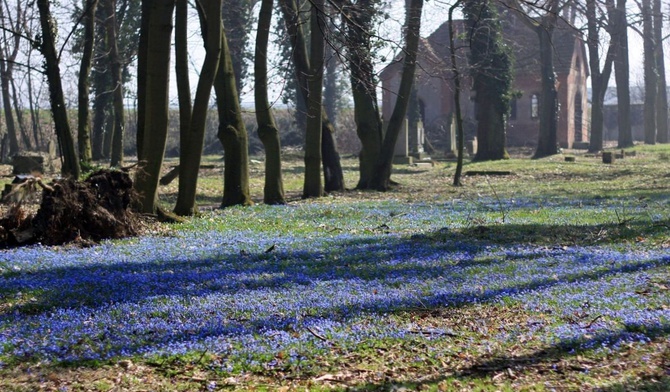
[642,0,657,144]
[104,0,125,167]
[586,0,614,152]
[609,0,633,148]
[215,23,252,207]
[371,0,423,190]
[303,0,325,198]
[346,0,382,190]
[78,0,97,165]
[255,0,285,204]
[653,0,668,143]
[37,0,80,178]
[134,0,175,213]
[174,0,222,216]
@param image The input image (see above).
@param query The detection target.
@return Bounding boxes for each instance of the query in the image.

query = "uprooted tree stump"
[0,169,140,247]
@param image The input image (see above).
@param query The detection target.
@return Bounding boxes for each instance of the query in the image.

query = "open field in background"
[0,144,669,391]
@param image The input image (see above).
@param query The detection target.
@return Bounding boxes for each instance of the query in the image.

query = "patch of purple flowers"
[0,200,668,367]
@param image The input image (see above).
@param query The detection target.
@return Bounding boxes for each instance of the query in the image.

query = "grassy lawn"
[1,145,669,391]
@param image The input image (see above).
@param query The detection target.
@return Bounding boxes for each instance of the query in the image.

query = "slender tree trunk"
[134,0,175,213]
[303,0,325,198]
[174,0,222,216]
[278,0,344,192]
[10,78,31,150]
[78,0,97,166]
[255,0,285,204]
[653,0,668,143]
[0,2,18,156]
[136,0,151,162]
[37,0,80,178]
[104,0,125,167]
[347,0,382,190]
[586,0,614,152]
[449,1,465,186]
[370,0,423,190]
[0,60,18,156]
[215,22,252,207]
[642,0,657,144]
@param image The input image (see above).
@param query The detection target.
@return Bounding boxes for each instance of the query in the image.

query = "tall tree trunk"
[10,78,31,150]
[370,0,423,191]
[586,0,614,152]
[134,0,175,213]
[346,0,382,190]
[37,0,80,178]
[466,0,511,161]
[0,60,18,156]
[303,0,325,198]
[215,22,252,207]
[255,0,285,204]
[278,0,344,192]
[610,0,633,148]
[450,0,465,186]
[642,0,657,144]
[104,0,125,167]
[0,0,21,157]
[136,0,151,162]
[78,0,97,166]
[653,0,668,143]
[532,2,559,158]
[174,0,222,216]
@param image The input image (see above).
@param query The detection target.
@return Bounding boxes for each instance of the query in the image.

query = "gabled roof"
[382,9,588,80]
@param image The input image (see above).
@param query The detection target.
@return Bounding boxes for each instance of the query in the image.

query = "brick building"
[380,11,590,149]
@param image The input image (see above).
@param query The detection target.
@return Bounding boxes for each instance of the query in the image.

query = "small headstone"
[602,151,614,164]
[564,156,576,162]
[466,138,478,156]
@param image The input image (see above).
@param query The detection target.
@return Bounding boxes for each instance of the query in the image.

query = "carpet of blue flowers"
[0,197,669,373]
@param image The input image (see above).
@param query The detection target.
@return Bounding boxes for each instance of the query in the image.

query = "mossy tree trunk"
[254,0,285,204]
[215,21,252,207]
[346,0,383,190]
[134,0,175,214]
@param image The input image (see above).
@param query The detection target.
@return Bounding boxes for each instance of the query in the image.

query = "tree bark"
[303,0,325,198]
[215,22,252,207]
[449,1,465,186]
[78,0,98,166]
[136,0,151,162]
[586,0,614,153]
[466,0,511,161]
[0,0,22,157]
[278,0,344,193]
[37,0,80,178]
[174,0,222,216]
[255,0,285,204]
[653,0,668,143]
[609,0,633,148]
[104,0,125,167]
[346,0,383,190]
[642,0,656,144]
[134,0,175,213]
[370,0,423,190]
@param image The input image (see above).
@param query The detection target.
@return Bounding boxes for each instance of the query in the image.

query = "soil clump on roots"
[0,169,140,247]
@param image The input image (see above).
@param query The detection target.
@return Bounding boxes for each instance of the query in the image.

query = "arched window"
[531,94,539,119]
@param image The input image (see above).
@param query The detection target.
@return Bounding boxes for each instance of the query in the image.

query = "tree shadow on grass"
[0,220,669,365]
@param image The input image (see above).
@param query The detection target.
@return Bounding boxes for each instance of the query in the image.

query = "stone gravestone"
[393,119,412,164]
